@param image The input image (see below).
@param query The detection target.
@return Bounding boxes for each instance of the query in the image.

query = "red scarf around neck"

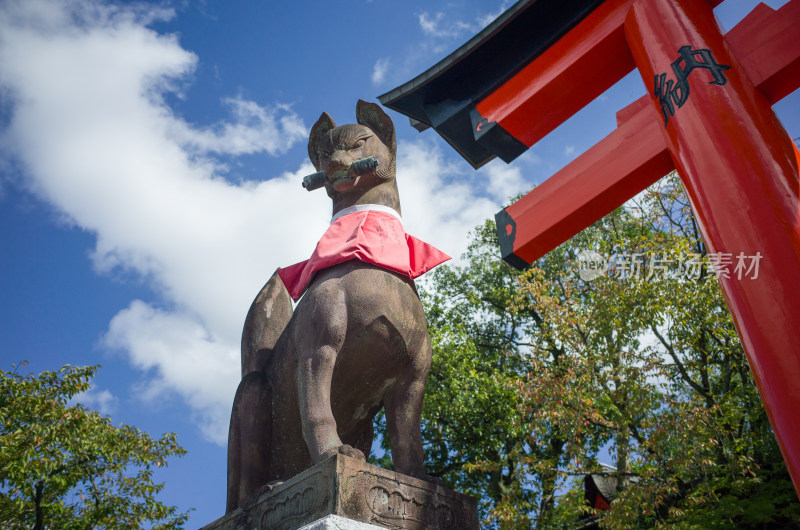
[277,207,450,301]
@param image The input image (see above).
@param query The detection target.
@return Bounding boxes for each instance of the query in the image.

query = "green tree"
[414,173,800,528]
[419,222,537,527]
[0,362,190,529]
[579,177,800,529]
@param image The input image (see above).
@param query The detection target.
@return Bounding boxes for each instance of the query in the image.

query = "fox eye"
[352,138,366,149]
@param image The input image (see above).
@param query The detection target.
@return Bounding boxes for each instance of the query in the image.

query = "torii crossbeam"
[380,0,800,495]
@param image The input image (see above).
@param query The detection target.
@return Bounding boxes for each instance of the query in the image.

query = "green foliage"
[419,226,534,526]
[415,173,800,528]
[0,362,190,529]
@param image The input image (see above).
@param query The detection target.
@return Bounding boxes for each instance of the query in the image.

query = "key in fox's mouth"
[329,170,359,190]
[303,157,380,192]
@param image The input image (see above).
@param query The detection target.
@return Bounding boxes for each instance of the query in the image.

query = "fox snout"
[327,149,355,175]
[325,149,361,192]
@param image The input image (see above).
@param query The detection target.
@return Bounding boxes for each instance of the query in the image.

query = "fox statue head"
[307,99,399,215]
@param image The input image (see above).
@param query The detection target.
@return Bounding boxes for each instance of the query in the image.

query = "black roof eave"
[378,0,533,127]
[378,0,606,168]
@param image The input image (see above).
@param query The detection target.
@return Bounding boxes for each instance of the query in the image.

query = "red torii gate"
[380,0,800,494]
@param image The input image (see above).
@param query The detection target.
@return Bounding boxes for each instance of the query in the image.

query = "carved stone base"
[201,454,479,530]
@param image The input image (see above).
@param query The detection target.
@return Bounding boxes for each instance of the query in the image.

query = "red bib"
[277,208,450,301]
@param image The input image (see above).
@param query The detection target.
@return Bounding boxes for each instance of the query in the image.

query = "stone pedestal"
[201,454,479,530]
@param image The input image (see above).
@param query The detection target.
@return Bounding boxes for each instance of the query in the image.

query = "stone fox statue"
[226,100,449,512]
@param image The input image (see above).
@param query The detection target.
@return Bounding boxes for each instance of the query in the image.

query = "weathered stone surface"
[203,454,479,530]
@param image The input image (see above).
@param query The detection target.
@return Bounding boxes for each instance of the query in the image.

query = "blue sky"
[0,0,797,526]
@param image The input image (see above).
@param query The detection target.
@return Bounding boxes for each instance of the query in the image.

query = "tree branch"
[650,325,709,399]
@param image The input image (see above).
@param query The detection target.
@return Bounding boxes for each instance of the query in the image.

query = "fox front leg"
[384,334,444,486]
[293,284,365,463]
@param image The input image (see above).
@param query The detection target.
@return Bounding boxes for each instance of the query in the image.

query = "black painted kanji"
[654,45,731,127]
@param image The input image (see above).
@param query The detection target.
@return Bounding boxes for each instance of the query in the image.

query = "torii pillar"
[625,0,800,492]
[381,0,800,495]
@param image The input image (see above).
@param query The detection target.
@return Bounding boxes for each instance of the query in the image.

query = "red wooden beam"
[497,0,800,265]
[498,98,672,267]
[726,1,800,102]
[475,0,635,149]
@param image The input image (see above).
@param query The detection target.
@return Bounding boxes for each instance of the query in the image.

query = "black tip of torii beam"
[378,0,604,169]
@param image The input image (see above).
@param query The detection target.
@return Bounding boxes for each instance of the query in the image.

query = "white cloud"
[0,0,326,443]
[564,145,577,157]
[371,57,390,86]
[477,160,528,204]
[0,0,511,445]
[417,1,512,40]
[70,387,118,416]
[103,301,237,444]
[170,98,306,157]
[418,11,471,39]
[418,12,443,35]
[396,139,499,261]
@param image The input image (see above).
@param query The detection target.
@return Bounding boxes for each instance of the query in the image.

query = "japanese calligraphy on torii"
[654,45,731,126]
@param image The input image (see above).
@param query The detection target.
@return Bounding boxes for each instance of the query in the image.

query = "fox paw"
[323,444,366,461]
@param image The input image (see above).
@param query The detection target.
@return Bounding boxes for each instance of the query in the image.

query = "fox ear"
[308,112,336,171]
[356,99,395,154]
